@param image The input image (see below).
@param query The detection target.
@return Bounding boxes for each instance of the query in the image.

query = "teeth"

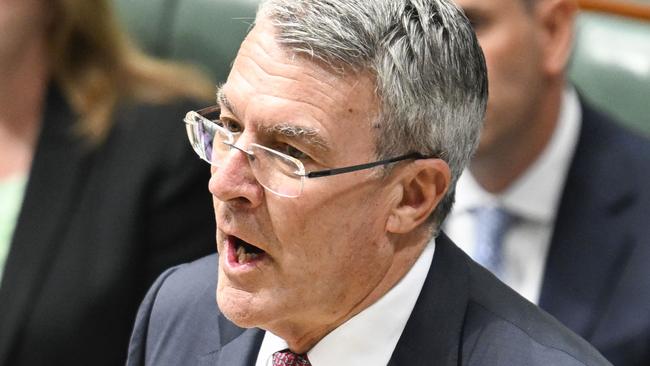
[236,244,260,264]
[237,245,246,263]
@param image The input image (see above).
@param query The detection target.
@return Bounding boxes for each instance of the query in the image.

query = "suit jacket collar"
[540,101,638,340]
[389,232,468,366]
[0,85,94,363]
[198,325,264,366]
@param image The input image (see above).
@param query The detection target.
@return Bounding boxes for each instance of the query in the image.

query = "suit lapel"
[540,103,637,340]
[198,317,264,366]
[0,86,93,363]
[389,233,469,366]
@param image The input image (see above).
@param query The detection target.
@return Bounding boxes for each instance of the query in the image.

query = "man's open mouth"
[230,235,266,264]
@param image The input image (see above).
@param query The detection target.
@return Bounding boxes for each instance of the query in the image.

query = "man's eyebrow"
[216,87,239,117]
[216,87,329,152]
[262,123,330,152]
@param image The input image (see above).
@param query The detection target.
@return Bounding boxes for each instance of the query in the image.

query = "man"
[127,0,611,365]
[445,0,650,364]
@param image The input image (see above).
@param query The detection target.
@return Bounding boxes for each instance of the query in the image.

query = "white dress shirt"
[255,238,436,366]
[445,87,581,303]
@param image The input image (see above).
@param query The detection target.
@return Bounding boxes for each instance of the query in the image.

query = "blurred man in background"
[446,0,650,364]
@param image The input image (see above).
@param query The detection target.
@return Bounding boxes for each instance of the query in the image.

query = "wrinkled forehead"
[230,23,376,109]
[222,20,381,158]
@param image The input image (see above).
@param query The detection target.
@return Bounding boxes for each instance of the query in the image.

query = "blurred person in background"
[446,0,650,364]
[0,0,216,365]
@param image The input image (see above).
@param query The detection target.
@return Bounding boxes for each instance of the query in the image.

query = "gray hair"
[256,0,487,230]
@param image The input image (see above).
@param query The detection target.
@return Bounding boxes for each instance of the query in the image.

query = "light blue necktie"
[473,206,515,279]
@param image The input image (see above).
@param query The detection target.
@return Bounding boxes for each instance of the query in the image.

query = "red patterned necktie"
[272,349,311,366]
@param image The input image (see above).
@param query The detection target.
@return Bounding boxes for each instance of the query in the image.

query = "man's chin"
[216,285,266,328]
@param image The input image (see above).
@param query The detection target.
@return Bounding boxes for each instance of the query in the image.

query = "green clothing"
[0,174,27,284]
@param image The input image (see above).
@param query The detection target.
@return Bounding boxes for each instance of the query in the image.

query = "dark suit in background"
[127,234,610,366]
[540,102,650,365]
[0,86,216,366]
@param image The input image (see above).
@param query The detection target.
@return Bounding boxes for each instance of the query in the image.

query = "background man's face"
[210,20,399,337]
[457,0,547,158]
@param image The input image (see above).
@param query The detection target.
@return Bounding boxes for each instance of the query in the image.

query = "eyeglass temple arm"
[305,152,435,178]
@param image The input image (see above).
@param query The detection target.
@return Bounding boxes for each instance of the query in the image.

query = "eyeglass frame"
[184,105,440,195]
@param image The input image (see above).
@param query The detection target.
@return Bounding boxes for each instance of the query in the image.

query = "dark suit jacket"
[539,102,650,365]
[127,233,610,366]
[0,86,216,366]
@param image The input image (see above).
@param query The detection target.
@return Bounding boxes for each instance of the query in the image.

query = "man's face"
[211,21,400,337]
[457,0,547,157]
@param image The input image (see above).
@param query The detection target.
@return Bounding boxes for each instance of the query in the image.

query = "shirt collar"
[454,87,581,223]
[255,238,436,366]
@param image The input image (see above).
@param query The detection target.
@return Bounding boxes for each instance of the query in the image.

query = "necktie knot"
[473,206,516,278]
[272,349,311,366]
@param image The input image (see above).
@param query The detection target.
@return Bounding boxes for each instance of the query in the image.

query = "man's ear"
[535,0,578,76]
[386,159,451,234]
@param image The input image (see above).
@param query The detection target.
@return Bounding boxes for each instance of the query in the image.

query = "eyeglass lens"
[186,112,304,198]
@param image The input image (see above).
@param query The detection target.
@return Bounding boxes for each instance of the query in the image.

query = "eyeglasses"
[184,105,436,198]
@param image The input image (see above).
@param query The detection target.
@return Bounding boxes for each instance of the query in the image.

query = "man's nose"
[208,139,264,207]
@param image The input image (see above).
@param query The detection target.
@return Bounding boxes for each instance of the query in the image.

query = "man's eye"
[216,119,242,133]
[280,144,309,160]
